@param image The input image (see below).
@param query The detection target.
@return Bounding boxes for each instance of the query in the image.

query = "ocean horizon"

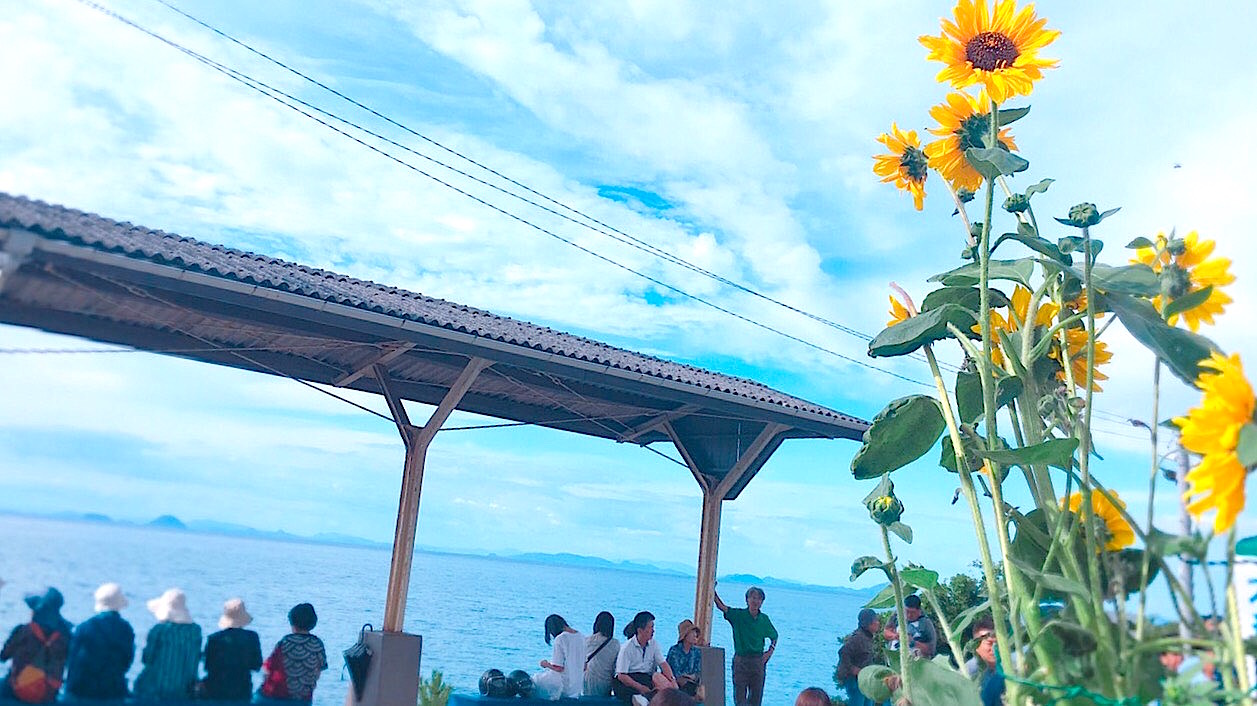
[0,515,871,705]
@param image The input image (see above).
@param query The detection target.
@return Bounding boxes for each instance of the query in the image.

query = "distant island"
[2,509,882,596]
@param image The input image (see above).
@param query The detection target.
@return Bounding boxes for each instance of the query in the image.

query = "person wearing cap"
[836,609,882,706]
[134,588,202,700]
[882,595,937,658]
[1,587,73,703]
[665,620,703,700]
[200,598,262,701]
[713,585,777,706]
[65,583,135,700]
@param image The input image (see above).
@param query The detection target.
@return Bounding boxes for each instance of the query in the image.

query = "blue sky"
[0,0,1255,592]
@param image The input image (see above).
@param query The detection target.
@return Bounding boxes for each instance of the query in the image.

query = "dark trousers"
[732,654,765,706]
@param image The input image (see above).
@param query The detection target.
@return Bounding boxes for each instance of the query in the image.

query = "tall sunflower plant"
[852,1,1256,705]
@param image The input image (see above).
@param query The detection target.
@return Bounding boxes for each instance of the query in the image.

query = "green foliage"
[851,556,890,582]
[929,258,1034,288]
[418,670,452,706]
[979,436,1078,471]
[965,146,1030,178]
[1163,285,1215,320]
[1099,292,1218,385]
[850,395,946,478]
[857,665,895,703]
[1237,423,1257,467]
[921,286,1009,314]
[904,657,982,706]
[868,304,975,357]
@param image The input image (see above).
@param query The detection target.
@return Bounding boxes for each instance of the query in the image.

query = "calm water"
[0,516,868,706]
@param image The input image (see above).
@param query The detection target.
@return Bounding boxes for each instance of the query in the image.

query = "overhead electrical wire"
[69,0,1146,443]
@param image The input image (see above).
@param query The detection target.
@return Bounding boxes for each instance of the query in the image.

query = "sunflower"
[887,295,911,327]
[920,0,1060,103]
[1064,489,1135,551]
[1048,297,1111,391]
[1132,231,1235,331]
[976,286,1057,367]
[874,123,928,210]
[925,91,1019,191]
[1175,352,1255,535]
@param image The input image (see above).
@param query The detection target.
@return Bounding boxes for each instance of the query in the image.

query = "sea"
[0,516,871,706]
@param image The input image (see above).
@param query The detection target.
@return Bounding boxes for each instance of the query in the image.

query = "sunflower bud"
[1166,238,1187,257]
[868,495,905,525]
[1066,203,1101,227]
[1160,264,1191,300]
[970,221,985,241]
[1003,193,1030,213]
[956,187,977,204]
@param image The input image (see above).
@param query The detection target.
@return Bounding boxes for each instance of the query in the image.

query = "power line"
[77,0,933,389]
[74,0,1153,438]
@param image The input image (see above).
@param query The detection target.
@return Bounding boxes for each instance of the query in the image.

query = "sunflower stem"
[1078,223,1122,696]
[1224,528,1254,701]
[1130,359,1161,688]
[880,524,913,703]
[978,99,1027,689]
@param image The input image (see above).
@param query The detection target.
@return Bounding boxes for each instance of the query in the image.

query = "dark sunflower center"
[965,31,1019,71]
[900,146,928,183]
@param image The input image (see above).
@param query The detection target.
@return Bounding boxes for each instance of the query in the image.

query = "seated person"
[665,620,702,699]
[614,612,677,705]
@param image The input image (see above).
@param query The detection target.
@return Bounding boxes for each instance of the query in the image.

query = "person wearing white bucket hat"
[133,589,201,700]
[200,599,262,701]
[65,583,135,700]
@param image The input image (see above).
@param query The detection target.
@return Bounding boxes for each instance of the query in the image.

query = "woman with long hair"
[583,612,619,697]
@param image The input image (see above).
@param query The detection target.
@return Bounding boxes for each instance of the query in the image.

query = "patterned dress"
[262,633,326,702]
[134,622,202,700]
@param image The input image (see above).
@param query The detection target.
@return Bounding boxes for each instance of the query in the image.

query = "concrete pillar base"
[344,631,422,706]
[699,645,725,705]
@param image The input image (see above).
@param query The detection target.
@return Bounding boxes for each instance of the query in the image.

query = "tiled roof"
[0,192,866,428]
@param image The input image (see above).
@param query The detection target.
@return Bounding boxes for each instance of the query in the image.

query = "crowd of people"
[535,585,831,706]
[0,582,326,704]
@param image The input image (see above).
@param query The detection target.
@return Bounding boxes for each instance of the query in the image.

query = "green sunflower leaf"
[997,106,1031,125]
[1010,556,1089,597]
[965,146,1030,178]
[851,556,890,581]
[905,656,982,706]
[1126,236,1156,250]
[1236,535,1257,557]
[993,228,1070,265]
[921,286,1010,314]
[1089,263,1159,296]
[863,583,899,610]
[887,521,913,544]
[899,567,940,591]
[851,395,946,478]
[868,304,976,357]
[929,258,1035,288]
[1237,423,1257,468]
[1099,292,1219,386]
[1025,178,1054,197]
[1163,285,1215,320]
[979,437,1079,471]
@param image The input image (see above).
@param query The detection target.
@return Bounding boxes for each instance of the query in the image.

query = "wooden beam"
[618,404,701,443]
[380,357,491,632]
[374,363,414,444]
[662,420,711,493]
[335,342,416,387]
[713,422,789,500]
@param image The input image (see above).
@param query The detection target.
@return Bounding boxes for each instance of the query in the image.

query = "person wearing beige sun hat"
[666,620,703,700]
[66,583,136,700]
[133,589,202,700]
[200,599,262,701]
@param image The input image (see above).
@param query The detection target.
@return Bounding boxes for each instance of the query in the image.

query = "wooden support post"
[378,357,490,633]
[693,488,723,642]
[672,421,789,642]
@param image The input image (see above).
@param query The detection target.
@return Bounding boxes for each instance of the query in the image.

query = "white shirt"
[615,635,665,675]
[550,630,586,698]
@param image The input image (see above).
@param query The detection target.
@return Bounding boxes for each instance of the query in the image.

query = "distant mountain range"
[7,510,882,596]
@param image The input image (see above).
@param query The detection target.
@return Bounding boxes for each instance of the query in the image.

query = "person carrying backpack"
[1,587,73,703]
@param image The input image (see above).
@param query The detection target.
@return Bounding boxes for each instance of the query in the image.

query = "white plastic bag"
[532,669,563,701]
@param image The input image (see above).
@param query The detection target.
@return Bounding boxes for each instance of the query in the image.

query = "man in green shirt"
[714,586,777,706]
